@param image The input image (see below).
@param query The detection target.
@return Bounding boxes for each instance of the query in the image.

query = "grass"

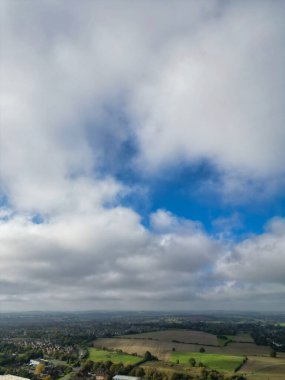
[141,361,202,378]
[88,348,142,365]
[217,335,235,347]
[170,352,244,372]
[59,374,72,380]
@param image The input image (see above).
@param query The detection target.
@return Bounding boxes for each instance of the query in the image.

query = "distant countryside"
[0,312,284,380]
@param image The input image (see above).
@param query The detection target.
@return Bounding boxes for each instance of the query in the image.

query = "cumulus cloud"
[216,218,285,285]
[0,208,222,310]
[132,1,285,180]
[200,217,285,310]
[150,209,202,233]
[1,206,284,311]
[2,0,285,211]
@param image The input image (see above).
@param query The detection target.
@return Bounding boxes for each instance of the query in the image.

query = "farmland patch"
[120,330,218,346]
[88,348,142,365]
[169,351,244,372]
[242,356,285,380]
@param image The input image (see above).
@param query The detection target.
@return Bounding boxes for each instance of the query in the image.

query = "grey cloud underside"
[1,210,285,311]
[1,0,285,310]
[216,218,285,285]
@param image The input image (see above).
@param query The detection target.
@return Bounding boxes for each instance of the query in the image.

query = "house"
[29,358,49,367]
[29,359,40,367]
[94,370,108,380]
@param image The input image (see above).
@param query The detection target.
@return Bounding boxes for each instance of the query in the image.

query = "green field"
[170,352,244,372]
[88,348,142,365]
[217,335,235,347]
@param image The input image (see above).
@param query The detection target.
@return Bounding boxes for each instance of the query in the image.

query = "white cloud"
[1,203,285,310]
[0,207,221,310]
[150,209,202,233]
[131,1,285,181]
[2,0,284,213]
[208,217,285,309]
[216,218,285,285]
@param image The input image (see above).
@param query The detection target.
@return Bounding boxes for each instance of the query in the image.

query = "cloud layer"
[1,0,285,311]
[1,208,285,311]
[133,1,285,176]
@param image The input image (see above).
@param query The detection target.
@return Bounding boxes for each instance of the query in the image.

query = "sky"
[0,0,285,312]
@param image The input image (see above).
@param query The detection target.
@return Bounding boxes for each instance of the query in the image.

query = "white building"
[113,376,141,380]
[29,359,48,367]
[29,359,40,367]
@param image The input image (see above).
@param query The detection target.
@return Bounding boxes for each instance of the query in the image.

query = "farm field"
[94,330,281,359]
[242,356,285,380]
[234,333,254,343]
[120,329,218,346]
[93,337,223,360]
[141,361,203,378]
[94,329,220,359]
[88,348,142,365]
[220,342,280,356]
[217,335,235,347]
[92,329,285,378]
[169,351,244,372]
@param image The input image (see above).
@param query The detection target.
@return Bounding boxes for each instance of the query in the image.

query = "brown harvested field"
[94,338,193,360]
[221,342,273,356]
[93,330,285,361]
[93,332,285,378]
[241,356,285,380]
[93,337,222,360]
[234,333,254,343]
[120,329,218,346]
[93,330,220,360]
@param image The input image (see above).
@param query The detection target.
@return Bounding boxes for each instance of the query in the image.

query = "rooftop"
[113,376,140,380]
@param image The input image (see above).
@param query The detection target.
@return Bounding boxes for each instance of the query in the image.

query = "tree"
[144,351,152,361]
[201,367,208,379]
[270,349,277,357]
[35,363,45,376]
[130,367,145,377]
[144,351,157,361]
[83,360,94,372]
[188,358,196,367]
[171,372,182,380]
[199,347,205,353]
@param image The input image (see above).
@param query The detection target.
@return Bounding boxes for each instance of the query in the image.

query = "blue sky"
[88,108,285,238]
[116,155,285,237]
[1,0,285,311]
